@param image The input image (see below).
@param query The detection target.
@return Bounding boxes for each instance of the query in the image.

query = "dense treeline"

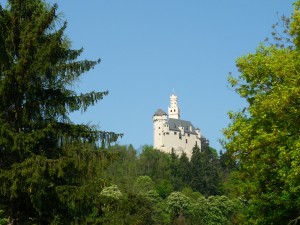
[99,143,239,224]
[104,140,224,196]
[1,0,300,224]
[0,0,237,224]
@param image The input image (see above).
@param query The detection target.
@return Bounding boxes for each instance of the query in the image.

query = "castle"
[153,94,201,158]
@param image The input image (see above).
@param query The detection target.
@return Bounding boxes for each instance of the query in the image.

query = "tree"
[167,191,191,223]
[0,210,7,225]
[0,0,120,223]
[223,1,300,223]
[190,141,221,196]
[137,146,171,181]
[190,195,237,225]
[103,145,138,193]
[169,148,184,190]
[134,176,155,194]
[94,192,160,225]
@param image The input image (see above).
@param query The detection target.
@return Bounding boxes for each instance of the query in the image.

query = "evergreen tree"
[169,148,183,190]
[190,139,221,196]
[178,152,191,187]
[190,145,203,193]
[0,0,120,223]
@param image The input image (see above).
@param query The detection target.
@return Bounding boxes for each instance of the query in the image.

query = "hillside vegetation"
[1,0,300,224]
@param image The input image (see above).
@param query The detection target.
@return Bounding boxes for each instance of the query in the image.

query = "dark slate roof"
[153,109,167,116]
[168,118,197,134]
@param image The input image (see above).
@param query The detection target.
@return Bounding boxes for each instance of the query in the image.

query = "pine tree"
[0,0,120,223]
[190,140,221,196]
[178,152,190,186]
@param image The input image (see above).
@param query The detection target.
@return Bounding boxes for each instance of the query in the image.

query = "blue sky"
[1,0,295,151]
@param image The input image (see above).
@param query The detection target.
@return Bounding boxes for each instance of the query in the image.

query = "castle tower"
[153,94,201,158]
[153,109,167,149]
[168,94,180,119]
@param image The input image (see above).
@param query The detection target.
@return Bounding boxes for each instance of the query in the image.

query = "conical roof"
[153,108,167,116]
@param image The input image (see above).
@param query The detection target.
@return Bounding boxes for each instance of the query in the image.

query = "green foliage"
[190,141,222,196]
[103,145,138,193]
[134,175,155,194]
[0,0,237,223]
[91,193,160,225]
[181,187,204,200]
[0,0,120,223]
[0,210,7,225]
[156,179,174,199]
[102,145,240,224]
[189,195,238,225]
[167,191,191,217]
[223,1,300,223]
[138,145,171,181]
[100,185,123,201]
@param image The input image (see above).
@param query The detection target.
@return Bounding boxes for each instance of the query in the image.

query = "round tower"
[153,109,167,149]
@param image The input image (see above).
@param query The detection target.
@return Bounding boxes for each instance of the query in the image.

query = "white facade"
[153,94,201,158]
[168,94,180,119]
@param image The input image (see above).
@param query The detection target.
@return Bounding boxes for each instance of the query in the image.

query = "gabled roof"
[153,109,167,116]
[168,118,197,134]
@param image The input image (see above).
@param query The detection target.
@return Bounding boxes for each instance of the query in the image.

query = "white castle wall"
[153,94,201,159]
[153,114,167,149]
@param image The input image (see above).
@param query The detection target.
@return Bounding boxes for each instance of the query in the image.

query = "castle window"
[174,132,177,135]
[171,110,172,112]
[159,127,160,129]
[188,134,190,137]
[195,141,197,145]
[174,109,176,112]
[186,139,188,144]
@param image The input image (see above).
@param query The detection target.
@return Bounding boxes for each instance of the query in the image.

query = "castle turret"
[153,94,202,159]
[153,109,167,149]
[168,94,180,119]
[196,128,201,139]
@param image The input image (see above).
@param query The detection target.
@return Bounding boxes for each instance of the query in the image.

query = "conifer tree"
[190,140,221,196]
[0,0,120,223]
[178,152,190,186]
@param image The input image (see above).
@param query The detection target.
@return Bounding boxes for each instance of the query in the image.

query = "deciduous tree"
[223,1,300,223]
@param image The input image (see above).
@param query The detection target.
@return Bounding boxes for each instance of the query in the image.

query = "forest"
[1,0,300,224]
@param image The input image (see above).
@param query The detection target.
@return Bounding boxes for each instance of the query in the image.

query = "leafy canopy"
[223,1,300,224]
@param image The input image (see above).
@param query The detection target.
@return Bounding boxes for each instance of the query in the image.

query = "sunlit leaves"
[223,2,300,223]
